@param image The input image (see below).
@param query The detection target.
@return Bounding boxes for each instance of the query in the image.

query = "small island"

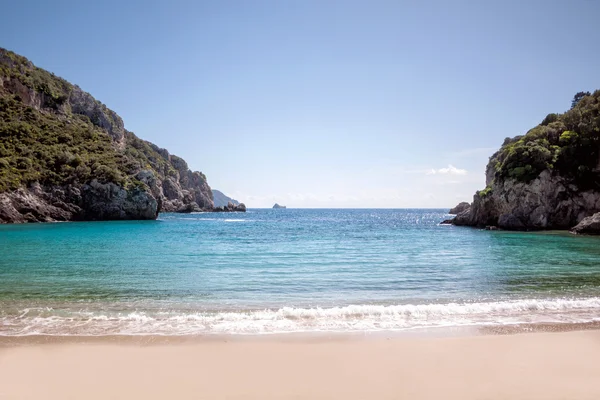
[273,203,286,209]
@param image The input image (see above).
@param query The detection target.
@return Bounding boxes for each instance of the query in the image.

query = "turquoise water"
[1,209,600,335]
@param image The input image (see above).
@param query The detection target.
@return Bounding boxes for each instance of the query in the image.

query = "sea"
[1,209,600,336]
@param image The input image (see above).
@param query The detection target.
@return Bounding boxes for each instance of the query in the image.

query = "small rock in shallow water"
[570,212,600,235]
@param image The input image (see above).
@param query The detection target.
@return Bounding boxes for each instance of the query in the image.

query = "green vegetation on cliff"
[0,95,127,191]
[490,90,600,188]
[0,48,207,196]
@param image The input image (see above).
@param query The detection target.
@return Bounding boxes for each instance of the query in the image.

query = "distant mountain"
[273,203,286,209]
[212,190,239,207]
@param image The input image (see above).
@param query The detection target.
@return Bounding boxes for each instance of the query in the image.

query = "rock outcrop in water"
[0,47,226,223]
[273,203,286,209]
[449,91,600,230]
[570,212,600,235]
[213,201,246,212]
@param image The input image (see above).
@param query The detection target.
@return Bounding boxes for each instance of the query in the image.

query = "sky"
[1,0,599,208]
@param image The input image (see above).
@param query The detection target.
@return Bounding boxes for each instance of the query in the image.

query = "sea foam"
[2,297,600,336]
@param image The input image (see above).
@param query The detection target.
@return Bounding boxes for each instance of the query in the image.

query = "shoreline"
[2,320,600,347]
[4,296,600,336]
[1,328,600,399]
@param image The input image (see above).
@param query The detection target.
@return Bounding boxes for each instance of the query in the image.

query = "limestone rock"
[80,180,158,220]
[570,212,600,235]
[453,170,600,230]
[449,202,470,215]
[212,202,246,212]
[0,189,69,223]
[69,86,126,147]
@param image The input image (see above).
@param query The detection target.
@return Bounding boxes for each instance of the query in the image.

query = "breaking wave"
[2,297,600,336]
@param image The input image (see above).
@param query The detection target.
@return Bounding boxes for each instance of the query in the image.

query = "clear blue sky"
[2,0,599,207]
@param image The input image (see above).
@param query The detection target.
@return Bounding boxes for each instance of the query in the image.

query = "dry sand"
[1,330,600,399]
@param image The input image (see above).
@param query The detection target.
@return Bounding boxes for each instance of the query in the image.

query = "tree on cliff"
[491,90,599,187]
[571,91,591,109]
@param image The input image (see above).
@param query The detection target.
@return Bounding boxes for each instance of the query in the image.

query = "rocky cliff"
[0,48,215,223]
[452,90,600,230]
[449,202,470,215]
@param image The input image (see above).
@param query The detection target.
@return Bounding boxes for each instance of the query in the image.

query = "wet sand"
[1,329,600,399]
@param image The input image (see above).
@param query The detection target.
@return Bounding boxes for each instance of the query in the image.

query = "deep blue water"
[1,209,600,335]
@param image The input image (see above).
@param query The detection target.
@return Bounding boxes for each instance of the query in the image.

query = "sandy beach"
[1,330,600,399]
